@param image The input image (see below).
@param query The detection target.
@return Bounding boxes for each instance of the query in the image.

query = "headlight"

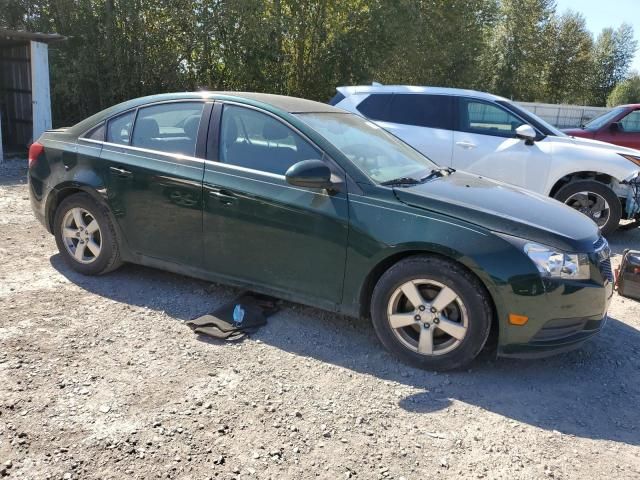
[619,153,640,168]
[524,243,590,280]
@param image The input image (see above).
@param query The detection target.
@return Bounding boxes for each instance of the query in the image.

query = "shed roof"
[0,28,66,44]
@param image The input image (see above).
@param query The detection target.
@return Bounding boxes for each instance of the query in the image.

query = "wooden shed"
[0,28,65,162]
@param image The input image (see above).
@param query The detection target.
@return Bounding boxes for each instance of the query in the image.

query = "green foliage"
[607,75,640,106]
[0,0,637,125]
[589,24,638,106]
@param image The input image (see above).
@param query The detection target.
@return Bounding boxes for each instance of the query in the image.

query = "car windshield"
[497,100,567,137]
[583,107,625,130]
[295,112,438,183]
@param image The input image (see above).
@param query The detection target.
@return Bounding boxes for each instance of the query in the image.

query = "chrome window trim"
[79,98,211,141]
[78,97,349,191]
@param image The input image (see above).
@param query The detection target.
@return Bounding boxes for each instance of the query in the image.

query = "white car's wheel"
[554,181,622,235]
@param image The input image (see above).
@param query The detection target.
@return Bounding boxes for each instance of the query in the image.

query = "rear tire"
[370,256,492,371]
[553,180,621,236]
[53,193,122,275]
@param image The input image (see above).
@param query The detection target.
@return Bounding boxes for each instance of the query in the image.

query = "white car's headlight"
[524,243,590,280]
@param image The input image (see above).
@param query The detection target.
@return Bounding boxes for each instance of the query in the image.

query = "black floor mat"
[186,292,280,341]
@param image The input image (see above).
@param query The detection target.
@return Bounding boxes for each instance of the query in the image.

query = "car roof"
[336,84,510,102]
[121,91,341,114]
[69,91,343,135]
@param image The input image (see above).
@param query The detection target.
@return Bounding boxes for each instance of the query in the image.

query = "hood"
[561,128,592,138]
[556,132,640,155]
[393,171,599,252]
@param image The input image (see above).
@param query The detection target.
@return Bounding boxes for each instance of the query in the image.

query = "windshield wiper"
[381,168,455,187]
[380,176,424,186]
[421,167,455,181]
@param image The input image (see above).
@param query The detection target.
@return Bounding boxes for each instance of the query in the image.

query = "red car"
[563,104,640,151]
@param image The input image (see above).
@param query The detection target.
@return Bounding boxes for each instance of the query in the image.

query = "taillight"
[28,142,45,169]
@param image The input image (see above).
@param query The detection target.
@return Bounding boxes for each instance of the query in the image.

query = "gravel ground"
[1,158,640,480]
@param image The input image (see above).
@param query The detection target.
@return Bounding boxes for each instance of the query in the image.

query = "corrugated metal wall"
[0,43,32,149]
[516,101,610,129]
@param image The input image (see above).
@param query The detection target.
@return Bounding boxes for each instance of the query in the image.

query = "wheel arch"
[45,182,129,258]
[358,248,500,344]
[547,171,619,198]
[46,183,108,232]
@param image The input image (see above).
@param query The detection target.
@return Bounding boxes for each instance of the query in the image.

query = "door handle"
[109,166,133,178]
[456,141,477,149]
[209,189,237,205]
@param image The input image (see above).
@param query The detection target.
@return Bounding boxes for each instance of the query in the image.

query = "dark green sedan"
[28,92,613,370]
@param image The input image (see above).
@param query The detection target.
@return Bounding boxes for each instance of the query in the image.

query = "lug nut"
[433,318,440,324]
[430,307,437,313]
[414,315,421,321]
[418,305,426,312]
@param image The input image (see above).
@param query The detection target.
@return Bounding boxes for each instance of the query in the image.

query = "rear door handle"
[209,189,237,205]
[456,141,477,149]
[109,166,133,178]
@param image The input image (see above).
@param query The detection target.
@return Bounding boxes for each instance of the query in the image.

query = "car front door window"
[619,110,640,133]
[220,105,320,175]
[460,100,525,138]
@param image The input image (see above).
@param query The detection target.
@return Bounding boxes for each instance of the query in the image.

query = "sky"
[555,0,640,73]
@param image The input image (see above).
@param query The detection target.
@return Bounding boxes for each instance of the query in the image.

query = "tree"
[482,0,556,101]
[607,74,640,106]
[1,0,639,127]
[589,24,638,105]
[542,11,593,104]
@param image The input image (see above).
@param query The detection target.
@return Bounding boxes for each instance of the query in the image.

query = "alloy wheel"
[386,279,468,356]
[61,207,102,264]
[564,191,611,228]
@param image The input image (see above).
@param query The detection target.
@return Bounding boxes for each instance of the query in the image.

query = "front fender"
[341,193,543,347]
[543,141,639,195]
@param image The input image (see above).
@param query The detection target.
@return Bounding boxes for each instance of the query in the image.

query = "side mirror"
[285,159,335,190]
[515,124,536,145]
[610,122,621,132]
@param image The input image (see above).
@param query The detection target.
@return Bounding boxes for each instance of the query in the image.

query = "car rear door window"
[387,94,453,129]
[107,111,135,145]
[459,99,525,137]
[219,105,320,175]
[620,110,640,132]
[356,94,393,121]
[131,102,204,157]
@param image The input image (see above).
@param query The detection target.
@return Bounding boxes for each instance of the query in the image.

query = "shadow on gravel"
[606,227,640,256]
[52,254,640,447]
[0,159,28,186]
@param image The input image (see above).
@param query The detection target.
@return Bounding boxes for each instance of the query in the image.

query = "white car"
[331,85,640,234]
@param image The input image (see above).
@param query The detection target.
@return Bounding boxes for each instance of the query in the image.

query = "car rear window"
[328,92,345,106]
[357,93,453,130]
[356,94,393,121]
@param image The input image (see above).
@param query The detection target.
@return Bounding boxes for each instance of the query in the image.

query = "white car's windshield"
[296,112,439,184]
[583,107,625,130]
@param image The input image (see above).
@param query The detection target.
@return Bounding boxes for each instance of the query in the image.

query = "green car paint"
[28,92,613,358]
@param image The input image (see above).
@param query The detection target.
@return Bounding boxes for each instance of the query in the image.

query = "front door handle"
[209,189,237,205]
[456,141,477,149]
[109,166,133,178]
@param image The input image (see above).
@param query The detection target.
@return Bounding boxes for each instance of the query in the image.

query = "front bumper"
[498,314,607,358]
[496,237,613,359]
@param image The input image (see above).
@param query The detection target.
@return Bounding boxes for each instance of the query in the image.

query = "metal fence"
[516,101,610,129]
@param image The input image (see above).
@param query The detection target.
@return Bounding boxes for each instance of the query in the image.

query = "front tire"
[553,180,621,235]
[370,256,492,371]
[53,193,122,275]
